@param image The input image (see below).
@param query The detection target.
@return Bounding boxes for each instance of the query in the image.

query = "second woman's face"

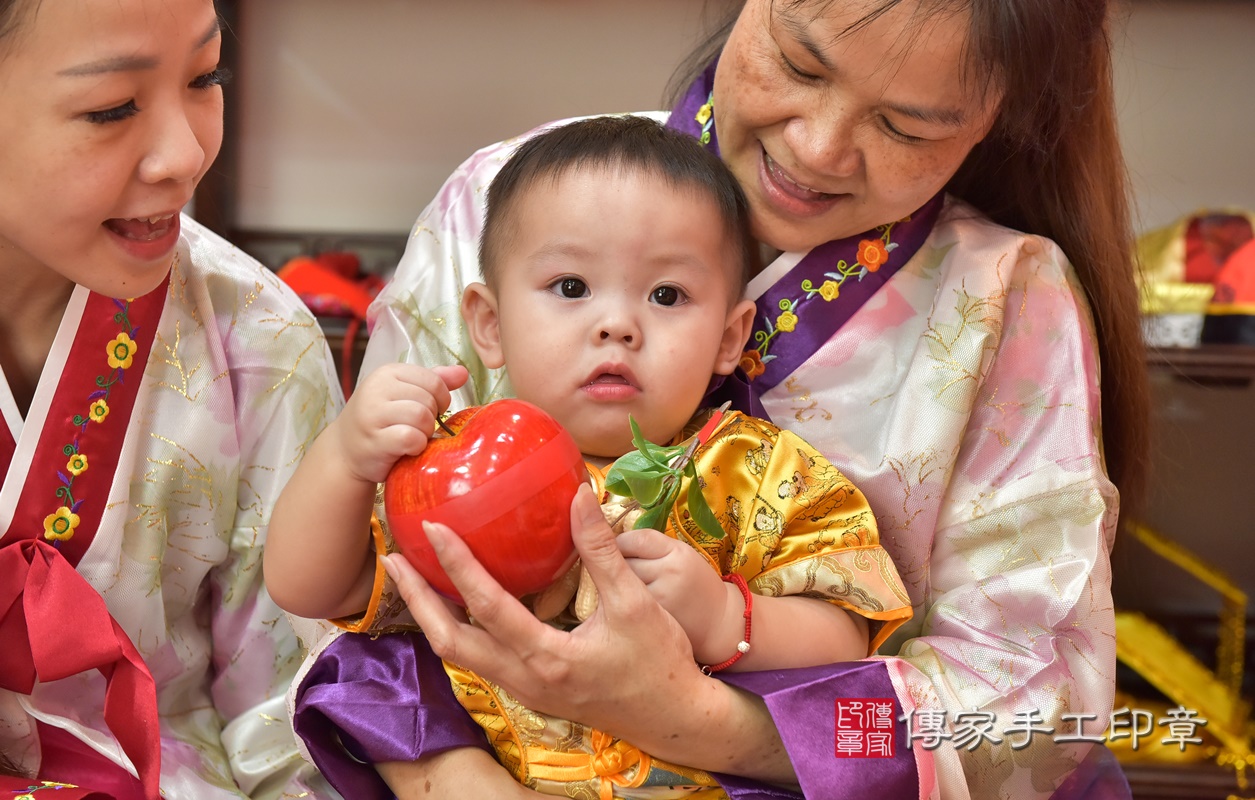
[714,0,1001,252]
[0,0,224,297]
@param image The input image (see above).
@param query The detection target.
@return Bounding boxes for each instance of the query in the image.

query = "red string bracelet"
[702,573,753,674]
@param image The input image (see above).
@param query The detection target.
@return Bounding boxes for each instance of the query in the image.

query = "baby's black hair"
[479,115,757,291]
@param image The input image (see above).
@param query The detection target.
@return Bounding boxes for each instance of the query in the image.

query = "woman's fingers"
[565,484,652,617]
[378,549,474,658]
[413,522,560,667]
[383,487,706,734]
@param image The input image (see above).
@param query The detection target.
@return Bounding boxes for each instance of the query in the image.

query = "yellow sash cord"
[526,730,652,799]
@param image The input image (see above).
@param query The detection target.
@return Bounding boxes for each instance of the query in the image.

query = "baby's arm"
[378,749,542,799]
[264,363,468,620]
[617,530,869,671]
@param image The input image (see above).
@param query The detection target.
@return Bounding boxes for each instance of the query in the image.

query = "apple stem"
[436,417,457,437]
[609,500,640,529]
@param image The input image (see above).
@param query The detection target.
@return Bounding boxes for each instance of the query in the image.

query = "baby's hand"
[616,528,729,657]
[331,363,468,484]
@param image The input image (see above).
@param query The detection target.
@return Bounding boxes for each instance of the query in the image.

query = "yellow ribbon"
[525,730,652,799]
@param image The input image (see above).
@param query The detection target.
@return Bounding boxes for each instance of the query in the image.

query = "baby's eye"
[554,278,588,298]
[651,286,683,306]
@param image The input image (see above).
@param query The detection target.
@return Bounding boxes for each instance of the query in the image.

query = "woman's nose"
[785,108,862,180]
[138,105,209,185]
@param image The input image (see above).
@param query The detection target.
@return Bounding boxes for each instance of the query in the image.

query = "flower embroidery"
[740,350,766,380]
[89,399,110,423]
[14,783,81,799]
[695,91,715,145]
[49,293,145,543]
[857,239,889,272]
[745,219,905,379]
[43,507,80,541]
[106,332,137,369]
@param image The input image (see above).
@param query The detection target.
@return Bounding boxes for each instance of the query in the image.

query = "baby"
[267,116,912,799]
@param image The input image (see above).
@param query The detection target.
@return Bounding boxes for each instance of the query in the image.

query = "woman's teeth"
[766,153,832,199]
[106,214,175,240]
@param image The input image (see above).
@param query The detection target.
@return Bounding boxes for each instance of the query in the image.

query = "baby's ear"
[714,299,757,375]
[461,283,505,369]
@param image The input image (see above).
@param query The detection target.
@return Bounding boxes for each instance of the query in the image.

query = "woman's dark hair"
[480,115,759,293]
[666,0,1149,518]
[0,0,26,45]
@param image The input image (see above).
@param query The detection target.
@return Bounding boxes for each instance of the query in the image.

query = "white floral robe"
[0,217,343,799]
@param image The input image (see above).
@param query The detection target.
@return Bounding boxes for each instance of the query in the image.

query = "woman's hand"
[380,484,798,784]
[382,484,700,729]
[379,748,545,798]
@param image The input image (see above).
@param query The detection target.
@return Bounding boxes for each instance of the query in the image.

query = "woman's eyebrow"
[58,17,222,77]
[777,9,967,129]
[883,101,967,128]
[777,11,838,72]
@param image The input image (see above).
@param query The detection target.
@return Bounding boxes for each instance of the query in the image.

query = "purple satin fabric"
[291,632,489,800]
[294,629,1130,799]
[667,62,721,156]
[703,371,773,422]
[743,194,942,393]
[718,661,917,799]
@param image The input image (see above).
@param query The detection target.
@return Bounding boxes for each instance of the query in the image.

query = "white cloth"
[0,217,343,799]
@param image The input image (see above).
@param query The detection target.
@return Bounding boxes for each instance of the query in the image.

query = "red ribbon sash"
[0,541,159,797]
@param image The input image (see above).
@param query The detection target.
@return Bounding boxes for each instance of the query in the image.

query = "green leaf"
[634,502,671,532]
[617,467,665,507]
[628,415,684,468]
[686,476,726,540]
[605,451,658,495]
[629,415,650,453]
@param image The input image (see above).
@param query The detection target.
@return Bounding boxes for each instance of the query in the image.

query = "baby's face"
[479,167,752,459]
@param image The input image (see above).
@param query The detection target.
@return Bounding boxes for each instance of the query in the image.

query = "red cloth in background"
[1184,214,1253,285]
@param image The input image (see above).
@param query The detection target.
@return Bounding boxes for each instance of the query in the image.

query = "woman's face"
[714,0,1001,252]
[0,0,224,298]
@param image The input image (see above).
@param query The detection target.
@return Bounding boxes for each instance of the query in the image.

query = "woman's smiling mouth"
[759,147,845,218]
[104,212,181,261]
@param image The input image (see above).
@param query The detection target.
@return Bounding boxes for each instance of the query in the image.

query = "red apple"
[384,399,586,604]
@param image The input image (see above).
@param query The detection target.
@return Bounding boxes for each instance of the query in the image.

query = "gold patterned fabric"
[439,410,911,798]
